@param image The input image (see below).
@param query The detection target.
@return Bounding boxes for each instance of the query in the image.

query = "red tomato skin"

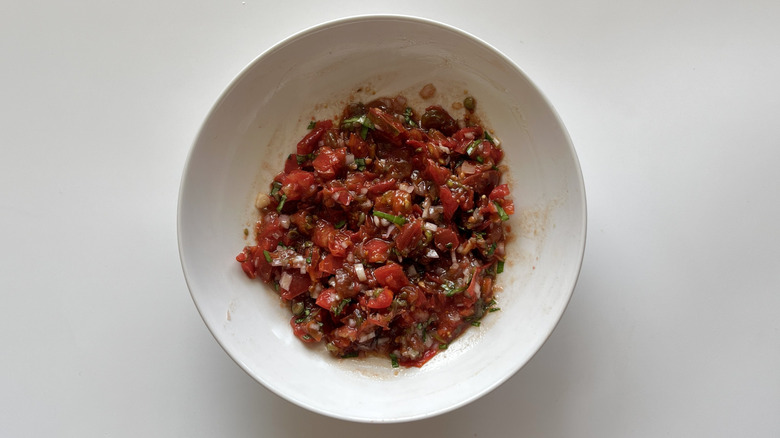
[373,263,409,291]
[367,288,393,309]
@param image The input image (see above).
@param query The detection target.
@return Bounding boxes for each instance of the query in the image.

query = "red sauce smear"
[236,94,513,367]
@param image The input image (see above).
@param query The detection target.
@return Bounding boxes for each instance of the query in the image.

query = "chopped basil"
[270,181,282,197]
[334,219,346,229]
[403,107,417,127]
[296,153,315,164]
[494,201,509,221]
[263,250,272,263]
[334,298,350,316]
[465,140,480,156]
[277,194,287,212]
[496,260,504,274]
[354,158,366,171]
[389,353,400,368]
[372,210,406,226]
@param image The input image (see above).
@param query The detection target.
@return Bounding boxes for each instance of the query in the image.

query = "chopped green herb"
[471,321,481,327]
[307,120,316,129]
[296,153,315,164]
[263,250,272,263]
[484,130,494,143]
[486,243,497,257]
[334,298,350,316]
[476,156,484,163]
[372,210,406,226]
[496,260,505,274]
[360,124,369,140]
[494,201,509,221]
[273,281,280,291]
[270,181,282,197]
[403,107,418,127]
[277,194,287,212]
[389,353,400,368]
[306,256,312,264]
[489,307,501,313]
[341,352,359,359]
[334,220,346,229]
[354,158,366,171]
[443,281,466,297]
[465,140,480,156]
[438,343,449,350]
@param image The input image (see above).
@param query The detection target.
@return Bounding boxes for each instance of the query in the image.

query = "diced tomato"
[311,220,335,249]
[290,310,325,343]
[347,132,370,158]
[367,288,393,309]
[280,271,311,300]
[452,126,484,154]
[281,170,317,201]
[489,183,511,200]
[318,254,344,275]
[328,231,352,257]
[465,266,484,300]
[284,153,300,173]
[439,185,458,221]
[434,227,459,252]
[363,238,390,263]
[315,287,340,310]
[373,263,409,291]
[462,169,500,195]
[367,107,406,144]
[297,120,333,155]
[313,147,346,180]
[367,178,397,195]
[425,159,450,185]
[395,220,423,253]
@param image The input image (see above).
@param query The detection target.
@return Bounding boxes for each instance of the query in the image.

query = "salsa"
[236,92,514,367]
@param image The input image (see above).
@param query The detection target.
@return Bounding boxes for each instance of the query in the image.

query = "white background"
[2,1,779,436]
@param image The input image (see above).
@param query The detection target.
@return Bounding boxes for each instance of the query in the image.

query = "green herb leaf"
[354,158,366,171]
[471,321,481,327]
[486,243,497,257]
[496,260,504,274]
[334,298,350,316]
[389,353,400,368]
[372,210,406,226]
[277,194,287,212]
[341,352,359,358]
[307,120,316,129]
[465,140,480,156]
[270,181,282,197]
[360,124,369,140]
[263,250,272,263]
[334,219,346,229]
[438,343,448,350]
[494,201,509,221]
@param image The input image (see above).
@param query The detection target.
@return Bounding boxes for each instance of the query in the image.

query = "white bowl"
[178,15,586,423]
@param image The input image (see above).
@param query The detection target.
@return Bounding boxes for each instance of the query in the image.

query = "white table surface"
[2,1,779,436]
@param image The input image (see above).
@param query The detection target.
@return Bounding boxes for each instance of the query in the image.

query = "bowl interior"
[178,15,585,423]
